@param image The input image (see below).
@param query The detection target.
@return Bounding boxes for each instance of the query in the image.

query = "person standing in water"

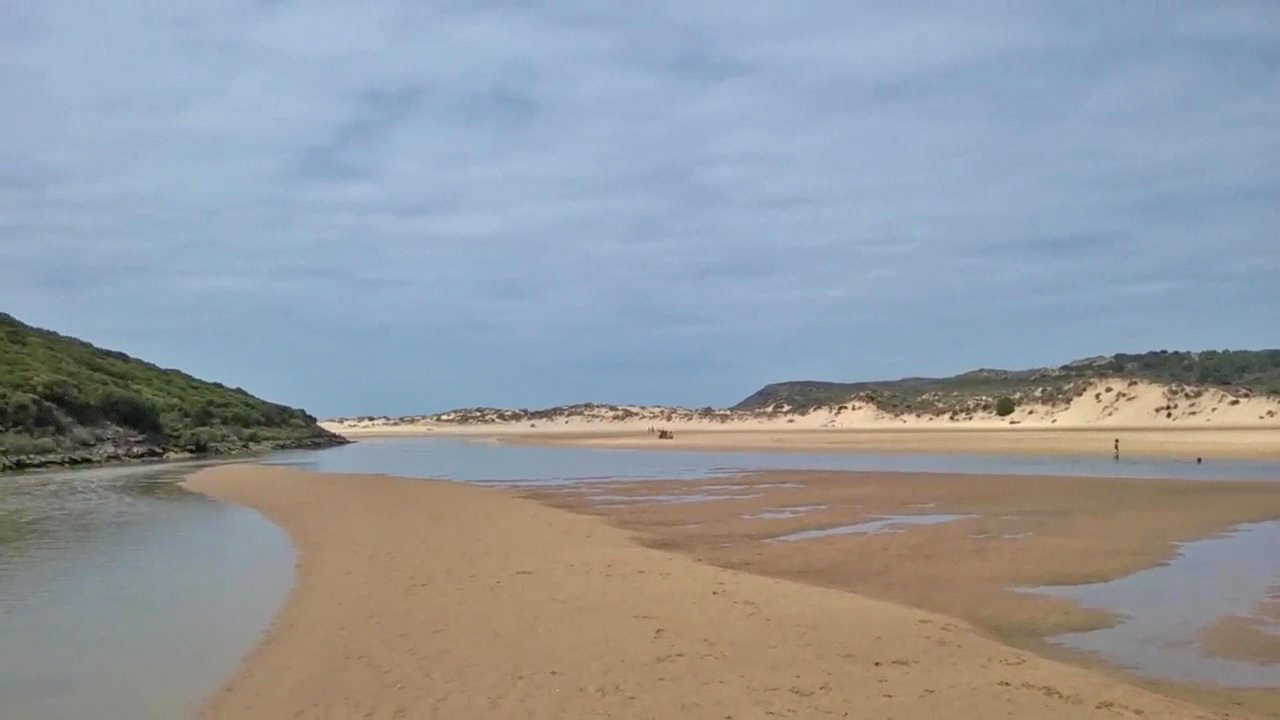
[1113,438,1120,461]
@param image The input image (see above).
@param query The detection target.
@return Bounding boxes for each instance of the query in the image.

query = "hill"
[0,313,346,471]
[732,350,1280,416]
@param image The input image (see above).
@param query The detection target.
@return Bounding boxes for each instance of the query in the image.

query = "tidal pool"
[1027,520,1280,687]
[769,513,976,542]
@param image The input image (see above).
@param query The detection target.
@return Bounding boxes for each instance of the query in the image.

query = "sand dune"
[185,465,1261,719]
[321,379,1280,459]
[325,379,1280,435]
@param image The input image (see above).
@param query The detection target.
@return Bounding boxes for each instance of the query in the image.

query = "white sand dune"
[323,379,1280,438]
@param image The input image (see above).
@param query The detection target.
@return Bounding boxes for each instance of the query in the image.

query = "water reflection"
[0,462,293,719]
[769,513,976,542]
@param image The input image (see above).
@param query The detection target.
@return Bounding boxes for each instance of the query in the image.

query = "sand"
[528,470,1280,716]
[536,471,1280,715]
[185,465,1265,719]
[1204,592,1280,665]
[529,471,1280,637]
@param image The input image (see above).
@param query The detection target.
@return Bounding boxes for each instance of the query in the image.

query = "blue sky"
[3,2,1278,417]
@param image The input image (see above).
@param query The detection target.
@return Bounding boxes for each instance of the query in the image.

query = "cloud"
[1,1,1277,415]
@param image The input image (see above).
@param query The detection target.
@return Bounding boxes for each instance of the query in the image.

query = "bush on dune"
[995,397,1016,417]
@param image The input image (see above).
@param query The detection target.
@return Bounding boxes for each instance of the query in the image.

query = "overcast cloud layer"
[3,1,1278,416]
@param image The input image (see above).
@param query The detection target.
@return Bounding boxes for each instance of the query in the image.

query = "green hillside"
[733,350,1280,414]
[1,313,345,471]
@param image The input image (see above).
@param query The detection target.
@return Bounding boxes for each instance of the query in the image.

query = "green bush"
[177,429,204,453]
[0,432,58,456]
[995,397,1016,417]
[98,390,162,434]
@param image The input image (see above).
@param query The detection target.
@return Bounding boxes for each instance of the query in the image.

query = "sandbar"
[184,465,1265,718]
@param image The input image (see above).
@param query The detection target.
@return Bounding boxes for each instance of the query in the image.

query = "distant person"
[1197,457,1203,465]
[1113,438,1120,461]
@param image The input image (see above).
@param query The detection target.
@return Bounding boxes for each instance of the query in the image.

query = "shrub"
[0,432,59,456]
[69,427,97,447]
[995,397,1016,417]
[98,391,163,434]
[179,428,212,453]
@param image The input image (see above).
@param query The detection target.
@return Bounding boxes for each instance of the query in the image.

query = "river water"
[2,437,1278,717]
[0,461,292,720]
[263,435,1280,484]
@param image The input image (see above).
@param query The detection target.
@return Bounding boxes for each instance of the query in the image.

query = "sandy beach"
[184,465,1272,718]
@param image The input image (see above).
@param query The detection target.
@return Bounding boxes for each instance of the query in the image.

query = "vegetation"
[1093,350,1280,389]
[995,397,1015,417]
[733,350,1280,415]
[1,313,345,471]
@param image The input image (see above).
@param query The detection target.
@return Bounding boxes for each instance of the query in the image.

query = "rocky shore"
[0,433,349,473]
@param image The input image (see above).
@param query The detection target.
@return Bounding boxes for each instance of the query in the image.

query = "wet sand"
[529,470,1280,715]
[186,465,1267,719]
[1204,592,1280,665]
[506,426,1280,460]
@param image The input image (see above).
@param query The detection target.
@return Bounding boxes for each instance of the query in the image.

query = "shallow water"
[743,505,829,520]
[0,462,292,719]
[263,435,1280,485]
[589,492,763,505]
[1028,521,1280,688]
[769,513,976,542]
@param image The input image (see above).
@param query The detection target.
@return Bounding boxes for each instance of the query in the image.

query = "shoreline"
[0,435,350,474]
[183,464,1267,718]
[330,425,1280,460]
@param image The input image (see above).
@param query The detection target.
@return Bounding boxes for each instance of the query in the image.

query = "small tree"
[995,396,1016,417]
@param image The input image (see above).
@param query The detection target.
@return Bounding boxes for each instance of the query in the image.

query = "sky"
[2,1,1278,417]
